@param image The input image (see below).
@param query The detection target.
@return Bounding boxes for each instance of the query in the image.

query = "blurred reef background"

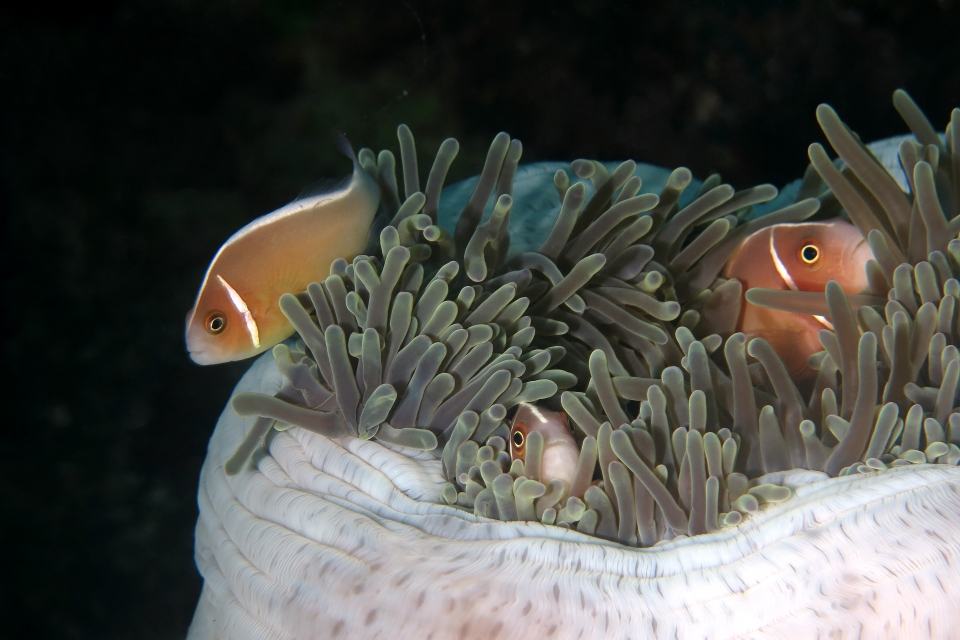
[2,0,959,637]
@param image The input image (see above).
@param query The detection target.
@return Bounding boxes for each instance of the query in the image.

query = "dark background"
[3,0,958,637]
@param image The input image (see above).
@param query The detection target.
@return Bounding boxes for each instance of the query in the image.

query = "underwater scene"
[5,1,960,638]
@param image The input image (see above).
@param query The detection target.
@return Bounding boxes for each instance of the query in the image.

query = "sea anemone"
[188,90,960,639]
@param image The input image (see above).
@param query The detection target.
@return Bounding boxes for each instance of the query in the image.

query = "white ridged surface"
[189,352,960,640]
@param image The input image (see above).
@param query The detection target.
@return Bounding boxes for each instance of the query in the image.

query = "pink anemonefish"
[185,135,379,365]
[510,403,580,493]
[723,219,873,380]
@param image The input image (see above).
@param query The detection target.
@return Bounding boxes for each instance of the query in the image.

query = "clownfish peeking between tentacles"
[510,403,580,493]
[724,219,873,381]
[185,135,380,365]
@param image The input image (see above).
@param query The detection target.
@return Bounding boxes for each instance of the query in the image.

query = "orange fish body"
[186,137,379,365]
[723,220,872,380]
[510,403,580,493]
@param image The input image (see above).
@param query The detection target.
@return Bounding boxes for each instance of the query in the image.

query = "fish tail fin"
[330,129,358,165]
[363,201,392,254]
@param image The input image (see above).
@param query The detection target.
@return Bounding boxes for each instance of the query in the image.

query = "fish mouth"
[189,349,216,365]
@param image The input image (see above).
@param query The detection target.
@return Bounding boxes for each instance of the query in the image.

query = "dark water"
[3,1,958,637]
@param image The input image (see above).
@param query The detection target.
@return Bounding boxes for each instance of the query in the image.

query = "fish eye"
[799,243,821,265]
[205,312,227,335]
[512,431,524,448]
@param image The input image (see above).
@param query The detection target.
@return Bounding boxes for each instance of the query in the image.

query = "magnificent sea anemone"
[187,90,960,639]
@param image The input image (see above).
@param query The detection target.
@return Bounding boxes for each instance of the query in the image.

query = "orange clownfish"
[185,135,380,365]
[723,219,872,380]
[510,403,580,493]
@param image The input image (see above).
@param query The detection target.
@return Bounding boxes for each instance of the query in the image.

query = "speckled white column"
[188,353,960,640]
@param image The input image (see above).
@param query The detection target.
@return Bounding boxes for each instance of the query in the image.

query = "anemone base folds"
[188,352,960,640]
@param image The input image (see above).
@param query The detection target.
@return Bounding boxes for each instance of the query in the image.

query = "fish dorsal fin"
[291,131,359,204]
[330,129,358,163]
[294,174,353,202]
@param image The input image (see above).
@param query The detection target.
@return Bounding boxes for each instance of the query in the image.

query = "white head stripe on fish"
[527,404,547,422]
[216,275,260,348]
[768,229,835,331]
[769,228,798,291]
[813,314,835,330]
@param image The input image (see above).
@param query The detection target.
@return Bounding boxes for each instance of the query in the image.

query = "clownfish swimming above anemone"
[185,134,380,365]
